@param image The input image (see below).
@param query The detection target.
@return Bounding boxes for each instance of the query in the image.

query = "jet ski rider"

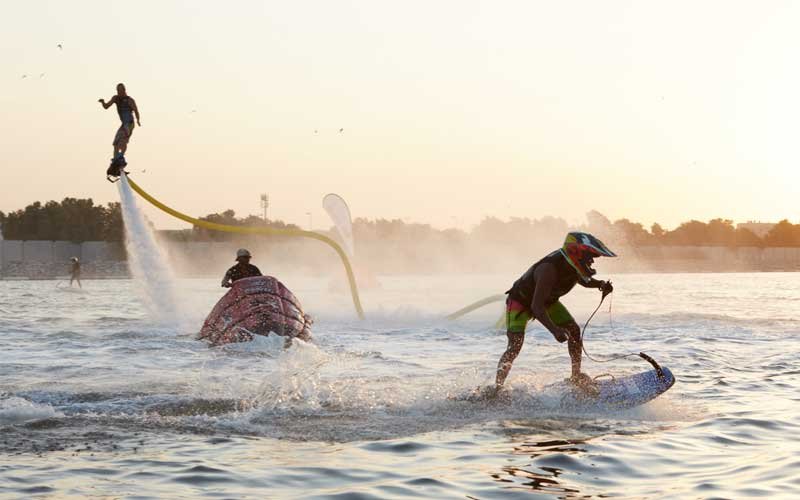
[221,249,262,287]
[495,232,616,395]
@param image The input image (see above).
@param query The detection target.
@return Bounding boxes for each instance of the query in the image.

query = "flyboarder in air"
[99,83,140,179]
[221,249,263,287]
[494,232,616,396]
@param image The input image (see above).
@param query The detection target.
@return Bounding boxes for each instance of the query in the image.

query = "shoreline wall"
[1,240,799,279]
[0,240,128,279]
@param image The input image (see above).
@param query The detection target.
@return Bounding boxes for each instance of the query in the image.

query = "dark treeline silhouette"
[0,198,123,242]
[349,213,800,249]
[580,211,788,248]
[160,210,303,242]
[2,200,799,248]
[761,220,800,247]
[184,210,300,241]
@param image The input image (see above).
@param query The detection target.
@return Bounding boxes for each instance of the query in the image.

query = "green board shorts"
[506,298,574,334]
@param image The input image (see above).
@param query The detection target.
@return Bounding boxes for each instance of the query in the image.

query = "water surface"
[1,273,798,498]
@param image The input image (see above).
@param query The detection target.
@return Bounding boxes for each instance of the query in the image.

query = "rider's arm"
[582,277,604,289]
[221,269,232,287]
[582,277,613,297]
[130,98,141,125]
[530,263,567,342]
[99,95,117,109]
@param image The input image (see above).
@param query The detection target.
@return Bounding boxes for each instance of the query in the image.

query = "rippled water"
[1,273,798,499]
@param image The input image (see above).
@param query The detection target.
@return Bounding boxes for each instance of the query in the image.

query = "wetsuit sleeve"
[251,265,262,277]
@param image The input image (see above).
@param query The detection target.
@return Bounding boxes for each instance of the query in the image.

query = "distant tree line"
[350,213,800,249]
[2,199,800,248]
[584,212,800,248]
[0,198,123,242]
[160,209,303,242]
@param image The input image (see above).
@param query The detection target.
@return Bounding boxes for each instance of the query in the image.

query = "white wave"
[0,397,62,425]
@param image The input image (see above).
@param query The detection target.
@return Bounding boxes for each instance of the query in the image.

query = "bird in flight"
[40,73,45,78]
[339,128,343,133]
[57,43,62,50]
[21,74,27,79]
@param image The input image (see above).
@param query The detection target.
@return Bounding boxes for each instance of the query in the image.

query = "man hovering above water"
[221,249,262,287]
[495,232,616,395]
[99,83,141,171]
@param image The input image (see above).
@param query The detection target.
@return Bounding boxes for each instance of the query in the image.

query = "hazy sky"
[2,1,799,230]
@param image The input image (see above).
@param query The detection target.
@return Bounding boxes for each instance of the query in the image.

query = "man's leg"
[544,302,583,378]
[120,123,133,155]
[564,321,582,378]
[113,124,127,157]
[564,320,597,395]
[496,331,525,388]
[496,302,530,388]
[113,126,121,157]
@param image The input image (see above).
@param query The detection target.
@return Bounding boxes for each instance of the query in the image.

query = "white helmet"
[236,248,252,260]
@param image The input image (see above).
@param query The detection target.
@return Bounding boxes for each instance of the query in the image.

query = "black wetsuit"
[223,263,262,285]
[506,250,579,307]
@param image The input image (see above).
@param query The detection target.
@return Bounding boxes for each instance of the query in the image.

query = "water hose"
[123,175,365,319]
[445,294,506,320]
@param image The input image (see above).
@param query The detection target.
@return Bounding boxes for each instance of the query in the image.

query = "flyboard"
[106,153,128,183]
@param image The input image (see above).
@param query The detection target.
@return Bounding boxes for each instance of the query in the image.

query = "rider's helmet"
[560,232,616,283]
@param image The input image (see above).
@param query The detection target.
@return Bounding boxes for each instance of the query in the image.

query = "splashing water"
[117,174,180,323]
[2,274,800,498]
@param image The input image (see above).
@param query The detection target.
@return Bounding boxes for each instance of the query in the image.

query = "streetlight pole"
[260,194,269,222]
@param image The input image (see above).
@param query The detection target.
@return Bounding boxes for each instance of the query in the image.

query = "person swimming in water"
[221,249,262,287]
[69,257,81,288]
[98,83,141,165]
[495,232,616,395]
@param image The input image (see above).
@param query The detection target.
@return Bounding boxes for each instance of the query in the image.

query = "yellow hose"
[445,293,506,320]
[125,176,365,319]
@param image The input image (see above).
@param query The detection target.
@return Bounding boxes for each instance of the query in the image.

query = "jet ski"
[198,275,312,346]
